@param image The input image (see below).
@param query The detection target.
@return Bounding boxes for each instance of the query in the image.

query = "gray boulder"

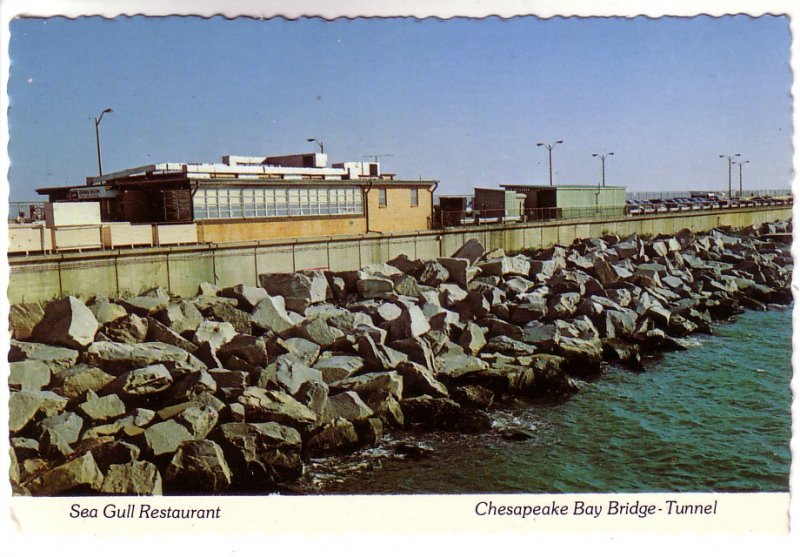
[237,387,318,431]
[89,300,128,325]
[9,390,69,433]
[82,341,206,375]
[217,421,303,487]
[104,364,173,398]
[100,461,163,495]
[322,391,374,423]
[155,300,204,336]
[400,395,492,433]
[79,392,126,423]
[250,295,295,333]
[303,418,360,457]
[31,296,99,349]
[258,270,329,313]
[313,355,366,384]
[144,419,194,457]
[9,302,45,340]
[164,439,232,493]
[24,451,104,495]
[9,360,51,392]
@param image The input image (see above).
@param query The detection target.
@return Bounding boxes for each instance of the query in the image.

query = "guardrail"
[435,197,791,228]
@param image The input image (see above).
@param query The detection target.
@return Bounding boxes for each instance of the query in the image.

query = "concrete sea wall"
[8,206,791,304]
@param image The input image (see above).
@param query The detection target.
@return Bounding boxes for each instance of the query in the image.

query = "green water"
[306,307,793,494]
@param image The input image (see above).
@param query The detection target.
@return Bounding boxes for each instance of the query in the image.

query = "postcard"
[3,0,798,553]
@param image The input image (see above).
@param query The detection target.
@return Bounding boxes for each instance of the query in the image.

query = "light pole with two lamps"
[719,153,741,199]
[592,151,614,187]
[733,159,750,198]
[536,140,563,187]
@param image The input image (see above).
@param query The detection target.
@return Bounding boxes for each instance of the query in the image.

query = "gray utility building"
[501,184,627,220]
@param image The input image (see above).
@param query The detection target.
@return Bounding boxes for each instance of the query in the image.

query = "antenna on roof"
[363,154,393,163]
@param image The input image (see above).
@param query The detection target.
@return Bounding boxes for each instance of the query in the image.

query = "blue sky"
[7,15,792,200]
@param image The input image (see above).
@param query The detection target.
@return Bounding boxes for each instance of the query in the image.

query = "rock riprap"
[8,220,792,495]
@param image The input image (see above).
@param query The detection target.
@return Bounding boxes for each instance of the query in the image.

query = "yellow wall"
[367,186,433,233]
[197,215,367,243]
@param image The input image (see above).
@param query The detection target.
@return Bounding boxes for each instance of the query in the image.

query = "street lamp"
[733,159,750,198]
[94,108,113,176]
[307,137,324,153]
[592,152,614,187]
[719,153,741,199]
[536,140,563,186]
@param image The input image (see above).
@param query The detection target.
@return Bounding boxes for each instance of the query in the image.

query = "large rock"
[435,351,488,381]
[79,392,127,423]
[145,317,200,353]
[9,360,51,391]
[24,451,104,495]
[555,337,603,376]
[103,314,149,344]
[176,403,219,439]
[122,291,170,316]
[193,320,237,352]
[203,301,252,335]
[356,276,395,299]
[219,285,269,311]
[100,461,163,495]
[31,296,99,349]
[51,364,115,399]
[389,337,436,371]
[104,364,174,398]
[293,317,346,348]
[313,355,365,383]
[237,387,318,431]
[400,395,492,432]
[89,300,128,325]
[250,295,295,333]
[458,321,486,356]
[276,337,321,367]
[258,270,329,313]
[217,334,269,368]
[9,341,79,372]
[303,418,360,457]
[275,359,329,415]
[164,439,233,493]
[479,255,531,277]
[357,334,407,370]
[418,261,450,286]
[330,371,404,400]
[217,422,303,488]
[143,419,194,457]
[451,238,485,263]
[437,258,477,287]
[322,391,374,423]
[384,306,431,341]
[155,301,204,336]
[9,302,45,340]
[82,341,206,375]
[9,390,69,433]
[395,360,448,398]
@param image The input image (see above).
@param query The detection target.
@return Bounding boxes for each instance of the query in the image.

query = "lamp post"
[733,160,750,198]
[592,152,614,187]
[307,137,324,153]
[719,153,741,199]
[94,108,113,176]
[536,140,563,186]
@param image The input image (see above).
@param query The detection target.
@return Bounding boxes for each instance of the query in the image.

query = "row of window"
[378,187,419,207]
[192,186,364,219]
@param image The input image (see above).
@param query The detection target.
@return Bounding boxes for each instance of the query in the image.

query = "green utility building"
[501,184,627,220]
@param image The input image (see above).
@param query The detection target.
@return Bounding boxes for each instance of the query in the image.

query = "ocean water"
[301,307,793,494]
